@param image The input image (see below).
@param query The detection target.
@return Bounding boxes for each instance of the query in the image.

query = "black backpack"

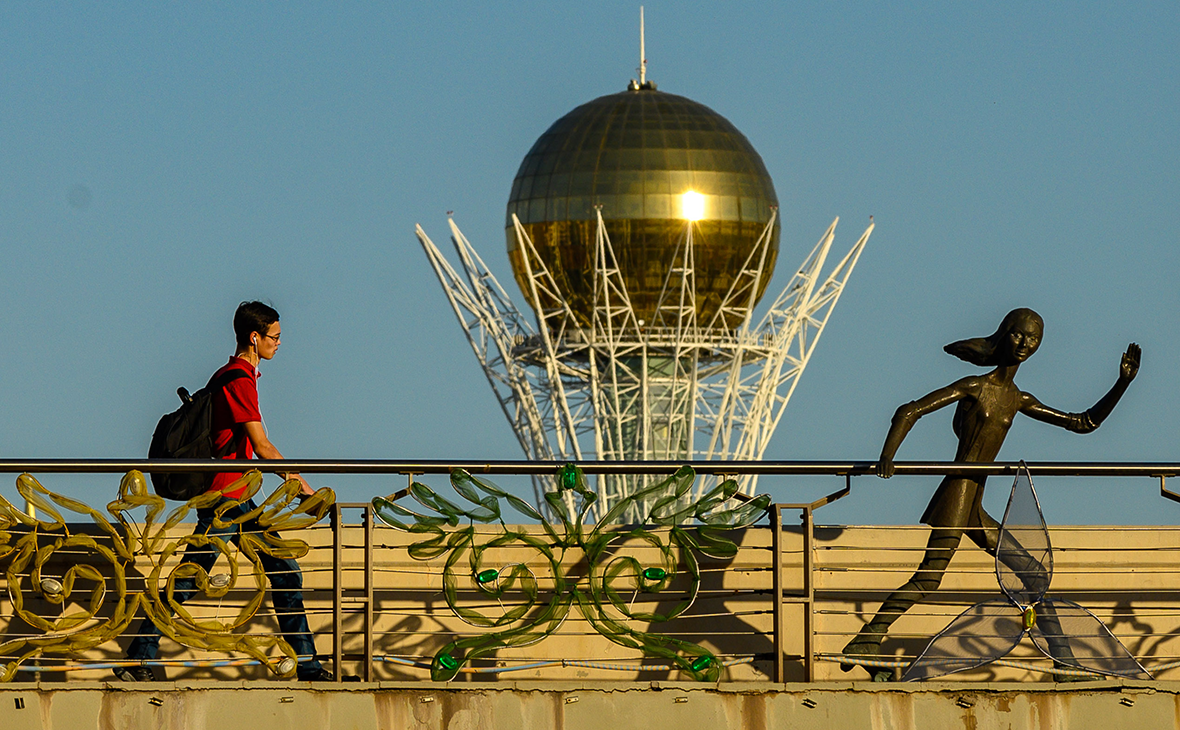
[148,369,249,500]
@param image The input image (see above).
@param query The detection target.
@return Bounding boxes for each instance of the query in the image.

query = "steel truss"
[415,213,874,522]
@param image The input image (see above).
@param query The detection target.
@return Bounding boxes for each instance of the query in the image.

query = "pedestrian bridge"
[2,459,1180,728]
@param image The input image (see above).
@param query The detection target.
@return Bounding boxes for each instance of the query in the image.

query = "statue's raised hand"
[876,456,895,479]
[1120,343,1141,382]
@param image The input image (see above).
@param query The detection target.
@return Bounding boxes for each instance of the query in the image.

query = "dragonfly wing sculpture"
[900,597,1025,681]
[994,468,1051,605]
[1030,598,1150,680]
[904,465,1150,681]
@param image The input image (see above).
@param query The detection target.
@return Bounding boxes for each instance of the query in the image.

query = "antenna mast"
[639,6,646,86]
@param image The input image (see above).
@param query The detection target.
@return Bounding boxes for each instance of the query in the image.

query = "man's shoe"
[297,668,361,682]
[113,665,157,682]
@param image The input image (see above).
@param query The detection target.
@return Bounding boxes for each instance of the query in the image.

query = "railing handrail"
[0,458,1178,476]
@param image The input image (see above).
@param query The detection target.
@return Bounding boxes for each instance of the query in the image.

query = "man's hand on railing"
[876,457,895,479]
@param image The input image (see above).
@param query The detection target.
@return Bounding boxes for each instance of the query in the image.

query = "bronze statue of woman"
[842,308,1141,676]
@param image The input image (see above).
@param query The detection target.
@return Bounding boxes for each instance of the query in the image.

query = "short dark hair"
[234,301,280,347]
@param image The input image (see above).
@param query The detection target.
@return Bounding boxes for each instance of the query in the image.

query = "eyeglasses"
[262,332,281,343]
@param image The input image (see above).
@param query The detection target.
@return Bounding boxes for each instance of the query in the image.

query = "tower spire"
[639,6,646,86]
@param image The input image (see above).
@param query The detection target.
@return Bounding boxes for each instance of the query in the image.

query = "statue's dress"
[918,377,1019,529]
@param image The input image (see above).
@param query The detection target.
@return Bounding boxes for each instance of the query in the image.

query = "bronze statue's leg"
[1033,601,1084,681]
[841,528,963,673]
[964,506,1002,553]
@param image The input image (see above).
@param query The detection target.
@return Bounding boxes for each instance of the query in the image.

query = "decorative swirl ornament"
[373,464,770,682]
[0,470,334,681]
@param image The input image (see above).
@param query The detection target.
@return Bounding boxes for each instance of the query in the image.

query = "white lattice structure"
[415,213,873,521]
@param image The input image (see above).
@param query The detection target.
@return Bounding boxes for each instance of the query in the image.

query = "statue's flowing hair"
[944,308,1043,367]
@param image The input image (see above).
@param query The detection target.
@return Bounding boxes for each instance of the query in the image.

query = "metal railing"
[1,459,1179,684]
[3,458,1178,476]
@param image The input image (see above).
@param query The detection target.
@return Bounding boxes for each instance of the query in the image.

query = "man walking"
[118,301,340,682]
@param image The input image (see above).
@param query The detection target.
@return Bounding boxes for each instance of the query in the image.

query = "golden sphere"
[506,86,779,331]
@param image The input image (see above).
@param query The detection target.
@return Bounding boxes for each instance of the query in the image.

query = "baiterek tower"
[416,54,873,522]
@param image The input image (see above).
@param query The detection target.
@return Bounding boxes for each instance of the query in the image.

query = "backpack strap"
[206,367,251,391]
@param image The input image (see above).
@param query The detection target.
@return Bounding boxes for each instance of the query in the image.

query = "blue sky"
[1,2,1176,524]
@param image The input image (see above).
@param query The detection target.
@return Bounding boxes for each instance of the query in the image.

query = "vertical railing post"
[331,503,343,683]
[771,504,783,683]
[363,503,374,682]
[802,505,815,682]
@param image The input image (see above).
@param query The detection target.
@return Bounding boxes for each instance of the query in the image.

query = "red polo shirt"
[210,357,261,499]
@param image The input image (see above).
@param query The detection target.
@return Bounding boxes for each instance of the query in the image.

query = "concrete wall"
[3,681,1180,730]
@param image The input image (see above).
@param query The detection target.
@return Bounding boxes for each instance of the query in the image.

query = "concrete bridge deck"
[3,679,1180,729]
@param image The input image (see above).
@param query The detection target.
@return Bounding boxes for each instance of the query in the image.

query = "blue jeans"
[126,498,323,676]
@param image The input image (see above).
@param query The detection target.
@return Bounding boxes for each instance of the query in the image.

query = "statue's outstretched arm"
[1021,343,1141,433]
[877,379,976,478]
